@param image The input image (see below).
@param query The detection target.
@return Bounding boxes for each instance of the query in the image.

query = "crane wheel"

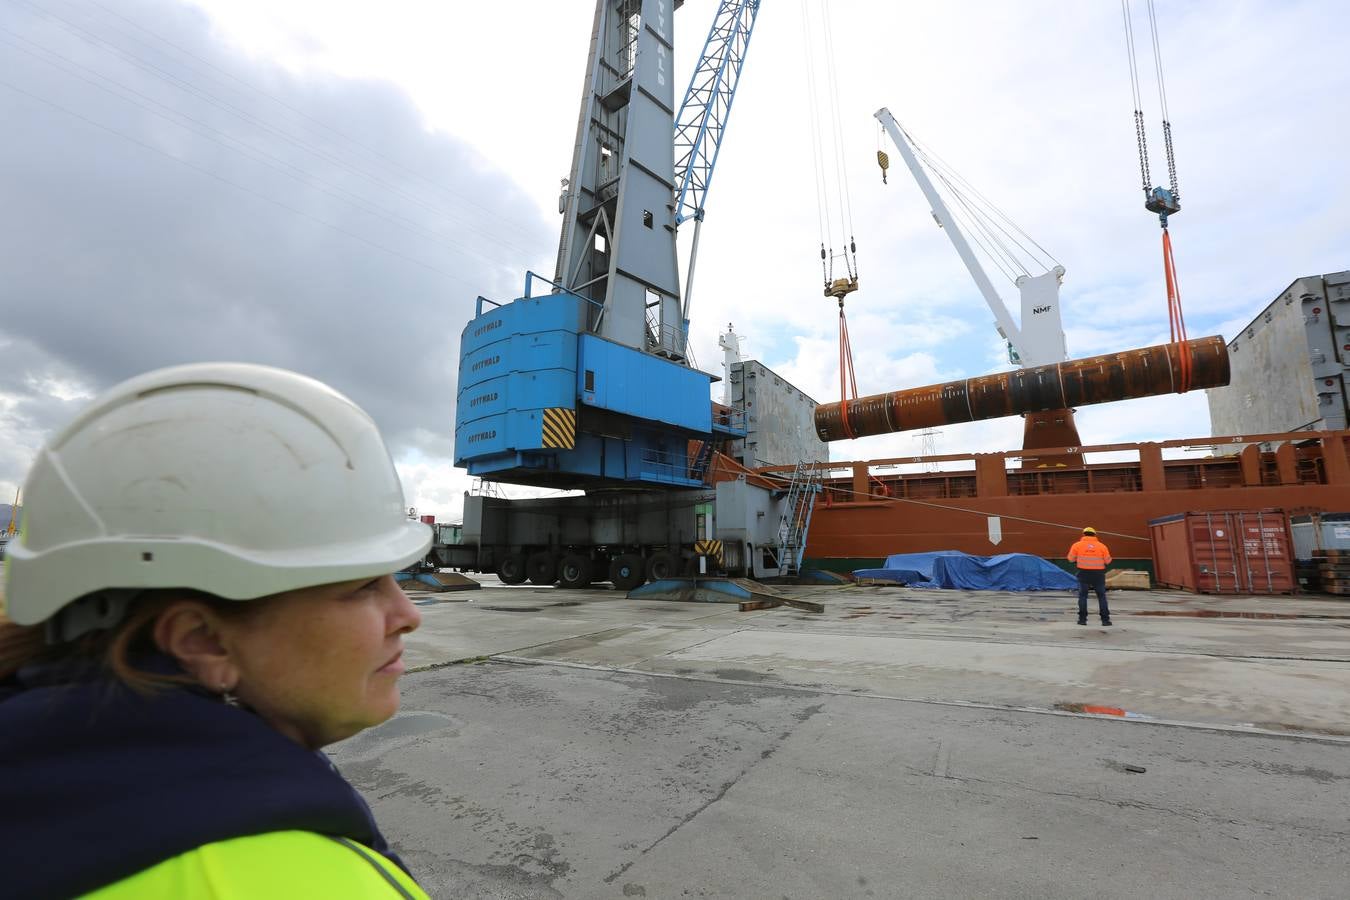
[498,552,528,585]
[527,551,558,585]
[558,553,594,590]
[610,554,646,592]
[645,552,678,583]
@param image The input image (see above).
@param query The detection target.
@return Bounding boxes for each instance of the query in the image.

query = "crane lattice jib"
[673,0,761,226]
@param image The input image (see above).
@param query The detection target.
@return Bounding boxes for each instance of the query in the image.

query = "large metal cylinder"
[814,335,1230,442]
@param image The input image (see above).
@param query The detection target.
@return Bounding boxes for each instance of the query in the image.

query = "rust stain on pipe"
[814,336,1230,442]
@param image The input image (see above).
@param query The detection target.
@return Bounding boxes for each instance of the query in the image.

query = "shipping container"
[1289,511,1350,560]
[1148,510,1295,595]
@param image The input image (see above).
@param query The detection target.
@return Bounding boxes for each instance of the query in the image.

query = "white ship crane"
[875,107,1068,369]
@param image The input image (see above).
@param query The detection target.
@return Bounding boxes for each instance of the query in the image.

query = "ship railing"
[474,271,606,318]
[712,404,748,435]
[638,447,705,487]
[755,430,1350,500]
[644,321,690,362]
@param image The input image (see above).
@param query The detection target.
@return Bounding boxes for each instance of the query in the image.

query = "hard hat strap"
[45,591,135,645]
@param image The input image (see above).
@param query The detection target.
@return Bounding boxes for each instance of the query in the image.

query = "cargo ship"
[728,272,1350,577]
[775,429,1350,575]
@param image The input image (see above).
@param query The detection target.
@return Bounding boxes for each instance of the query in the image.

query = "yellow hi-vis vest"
[83,830,429,899]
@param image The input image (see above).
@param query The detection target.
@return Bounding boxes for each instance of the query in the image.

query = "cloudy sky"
[1,0,1347,521]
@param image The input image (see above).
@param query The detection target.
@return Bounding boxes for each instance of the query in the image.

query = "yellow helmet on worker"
[1082,526,1096,535]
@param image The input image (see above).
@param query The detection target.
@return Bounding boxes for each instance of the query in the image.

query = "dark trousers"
[1077,570,1110,622]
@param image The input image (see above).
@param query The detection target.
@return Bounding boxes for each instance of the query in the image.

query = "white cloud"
[5,0,1347,507]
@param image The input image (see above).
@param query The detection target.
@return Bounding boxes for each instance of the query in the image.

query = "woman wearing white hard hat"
[0,363,433,899]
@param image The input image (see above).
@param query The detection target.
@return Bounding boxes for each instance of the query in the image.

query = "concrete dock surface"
[331,579,1350,898]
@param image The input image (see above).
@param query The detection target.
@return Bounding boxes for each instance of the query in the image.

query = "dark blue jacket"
[0,656,405,900]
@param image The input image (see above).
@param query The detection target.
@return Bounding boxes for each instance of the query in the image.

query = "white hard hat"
[3,363,431,627]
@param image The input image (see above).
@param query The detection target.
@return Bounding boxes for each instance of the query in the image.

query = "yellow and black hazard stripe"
[694,539,723,564]
[541,407,577,449]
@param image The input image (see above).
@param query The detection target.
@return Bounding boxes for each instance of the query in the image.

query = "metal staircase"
[772,462,823,577]
[690,439,717,481]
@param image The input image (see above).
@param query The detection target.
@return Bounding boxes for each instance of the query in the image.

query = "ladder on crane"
[690,438,717,481]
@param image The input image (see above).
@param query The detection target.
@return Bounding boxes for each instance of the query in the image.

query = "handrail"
[524,270,605,309]
[638,447,705,486]
[644,320,690,358]
[712,404,748,432]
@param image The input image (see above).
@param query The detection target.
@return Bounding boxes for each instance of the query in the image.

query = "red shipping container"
[1148,509,1295,595]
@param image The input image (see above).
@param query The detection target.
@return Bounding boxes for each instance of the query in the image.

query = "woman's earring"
[221,684,240,707]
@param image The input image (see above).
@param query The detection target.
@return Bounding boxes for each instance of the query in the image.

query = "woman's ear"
[151,601,239,691]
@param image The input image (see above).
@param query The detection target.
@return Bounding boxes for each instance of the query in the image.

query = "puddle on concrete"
[711,668,779,683]
[333,710,458,760]
[478,600,583,613]
[1131,610,1350,621]
[370,711,458,740]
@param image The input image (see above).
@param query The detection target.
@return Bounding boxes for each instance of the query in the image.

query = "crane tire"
[498,552,528,585]
[527,551,558,585]
[558,553,594,590]
[645,552,678,583]
[610,554,646,592]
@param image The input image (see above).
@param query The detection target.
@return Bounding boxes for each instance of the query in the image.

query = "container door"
[1236,511,1295,594]
[1192,512,1240,594]
[1152,518,1196,591]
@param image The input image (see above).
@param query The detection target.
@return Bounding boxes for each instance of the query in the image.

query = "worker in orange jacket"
[1067,526,1113,626]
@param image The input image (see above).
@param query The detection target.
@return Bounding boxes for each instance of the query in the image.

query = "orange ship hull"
[754,430,1350,572]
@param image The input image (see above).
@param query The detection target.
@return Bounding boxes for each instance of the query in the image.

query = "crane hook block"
[1145,186,1180,225]
[825,276,859,299]
[877,150,890,184]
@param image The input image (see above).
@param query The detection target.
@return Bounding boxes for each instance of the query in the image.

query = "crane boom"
[673,0,761,320]
[875,107,1027,359]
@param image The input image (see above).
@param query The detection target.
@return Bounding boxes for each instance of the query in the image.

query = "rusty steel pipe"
[814,335,1230,442]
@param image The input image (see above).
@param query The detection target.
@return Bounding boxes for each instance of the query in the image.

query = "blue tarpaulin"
[853,550,1076,591]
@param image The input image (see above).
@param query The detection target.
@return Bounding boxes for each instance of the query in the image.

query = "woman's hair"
[0,591,258,692]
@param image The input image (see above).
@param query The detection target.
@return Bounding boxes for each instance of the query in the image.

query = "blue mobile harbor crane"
[447,0,816,590]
